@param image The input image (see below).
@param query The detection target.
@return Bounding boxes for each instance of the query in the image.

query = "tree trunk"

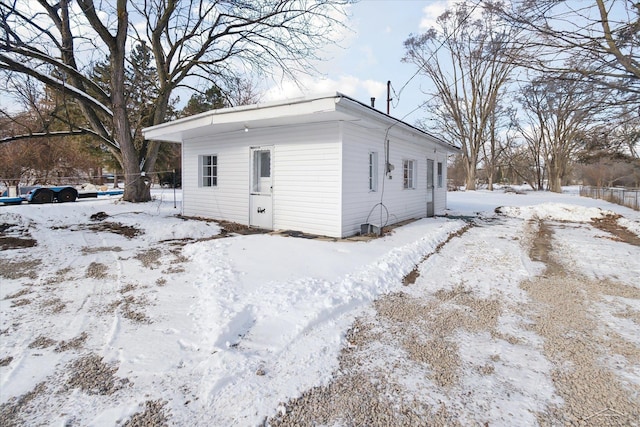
[548,163,563,192]
[465,162,477,190]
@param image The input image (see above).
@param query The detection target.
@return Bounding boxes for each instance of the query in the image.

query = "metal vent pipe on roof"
[370,97,375,108]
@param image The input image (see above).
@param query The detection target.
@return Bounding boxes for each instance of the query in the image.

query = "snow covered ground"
[1,186,639,426]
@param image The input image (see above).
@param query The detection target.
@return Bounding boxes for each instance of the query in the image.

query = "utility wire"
[392,0,483,111]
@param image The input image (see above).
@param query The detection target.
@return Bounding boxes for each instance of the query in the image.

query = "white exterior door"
[426,158,435,217]
[250,147,273,229]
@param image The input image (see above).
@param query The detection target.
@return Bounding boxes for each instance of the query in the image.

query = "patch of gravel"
[40,297,67,314]
[0,382,47,427]
[107,295,151,323]
[0,258,41,280]
[119,283,137,294]
[85,262,109,279]
[3,288,31,299]
[28,336,57,349]
[123,400,169,427]
[269,218,639,426]
[270,283,504,426]
[10,298,31,307]
[66,354,130,395]
[163,265,185,274]
[55,332,88,352]
[135,248,162,269]
[87,222,142,239]
[46,266,74,285]
[81,246,123,255]
[520,221,640,425]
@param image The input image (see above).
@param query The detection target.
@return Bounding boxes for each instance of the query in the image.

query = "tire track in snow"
[268,216,559,426]
[181,220,467,425]
[521,219,640,425]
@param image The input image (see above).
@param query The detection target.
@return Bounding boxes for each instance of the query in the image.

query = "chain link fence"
[580,186,640,211]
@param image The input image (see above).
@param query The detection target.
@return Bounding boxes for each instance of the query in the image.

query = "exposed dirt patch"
[10,298,31,307]
[402,267,420,286]
[85,262,109,279]
[271,282,504,425]
[0,258,41,280]
[268,370,438,427]
[46,267,73,285]
[402,224,472,285]
[66,354,130,395]
[0,223,37,250]
[0,356,13,367]
[0,235,37,250]
[86,222,142,239]
[55,332,88,352]
[107,295,151,324]
[123,400,169,427]
[81,246,123,255]
[592,213,640,246]
[120,283,137,294]
[3,288,31,299]
[135,248,162,269]
[90,211,109,221]
[28,336,57,349]
[40,297,67,314]
[0,382,47,427]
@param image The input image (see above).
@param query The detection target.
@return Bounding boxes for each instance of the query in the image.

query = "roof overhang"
[142,92,460,153]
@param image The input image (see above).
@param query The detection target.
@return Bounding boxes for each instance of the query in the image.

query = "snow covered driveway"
[1,189,639,426]
[269,197,640,426]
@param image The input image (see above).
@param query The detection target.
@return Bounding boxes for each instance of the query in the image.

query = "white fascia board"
[142,93,341,143]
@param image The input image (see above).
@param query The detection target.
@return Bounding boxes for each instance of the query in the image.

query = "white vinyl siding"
[178,112,453,238]
[182,136,248,224]
[341,122,428,237]
[272,123,342,237]
[182,122,342,236]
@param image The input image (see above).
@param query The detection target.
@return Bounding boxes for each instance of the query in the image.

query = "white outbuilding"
[143,93,459,238]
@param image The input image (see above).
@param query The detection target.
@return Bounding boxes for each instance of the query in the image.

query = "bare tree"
[517,74,608,192]
[499,0,640,97]
[0,0,352,202]
[404,1,521,190]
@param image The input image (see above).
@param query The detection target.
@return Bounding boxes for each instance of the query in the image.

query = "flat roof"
[143,92,459,152]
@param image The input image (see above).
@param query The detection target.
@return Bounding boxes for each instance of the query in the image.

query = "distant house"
[143,93,459,238]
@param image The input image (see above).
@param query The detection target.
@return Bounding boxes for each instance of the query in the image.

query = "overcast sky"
[264,0,452,125]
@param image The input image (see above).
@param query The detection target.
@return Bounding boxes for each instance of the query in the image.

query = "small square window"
[200,155,217,187]
[403,159,416,189]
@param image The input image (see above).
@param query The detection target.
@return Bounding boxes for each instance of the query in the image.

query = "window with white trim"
[200,154,217,187]
[369,152,378,192]
[403,159,416,189]
[437,162,443,188]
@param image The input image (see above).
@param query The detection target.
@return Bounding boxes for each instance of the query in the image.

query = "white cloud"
[419,0,455,30]
[419,0,485,31]
[263,75,386,106]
